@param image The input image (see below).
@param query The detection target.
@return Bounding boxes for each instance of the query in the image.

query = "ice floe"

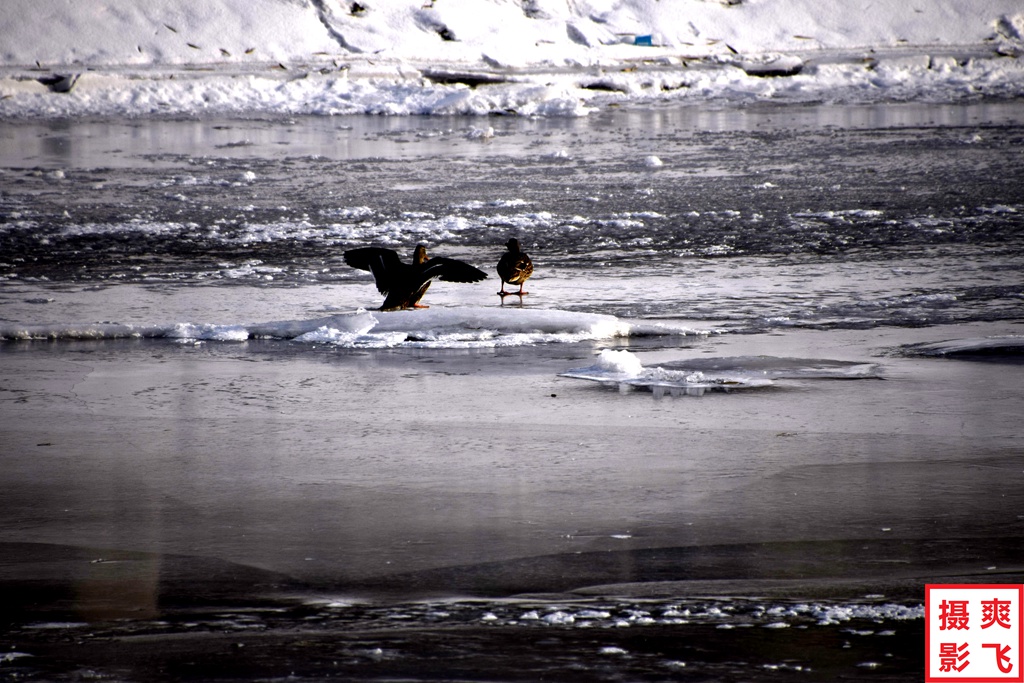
[0,306,704,348]
[562,350,883,396]
[899,335,1024,359]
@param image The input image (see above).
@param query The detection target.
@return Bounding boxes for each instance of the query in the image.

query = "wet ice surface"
[2,102,1024,681]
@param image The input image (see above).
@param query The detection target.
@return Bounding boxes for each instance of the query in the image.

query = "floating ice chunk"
[370,307,633,342]
[452,198,530,210]
[900,335,1024,359]
[562,351,777,394]
[168,323,249,342]
[320,205,376,220]
[577,610,612,619]
[658,356,883,380]
[217,260,284,280]
[0,307,701,347]
[317,600,355,609]
[594,349,644,377]
[643,155,664,167]
[599,646,628,655]
[1,652,34,662]
[0,322,142,340]
[25,622,88,630]
[543,611,576,625]
[293,325,406,348]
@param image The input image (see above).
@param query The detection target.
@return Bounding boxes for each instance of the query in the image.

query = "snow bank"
[1,0,1023,118]
[5,0,1023,67]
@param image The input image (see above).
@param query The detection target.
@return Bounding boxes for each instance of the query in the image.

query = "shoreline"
[4,44,1023,120]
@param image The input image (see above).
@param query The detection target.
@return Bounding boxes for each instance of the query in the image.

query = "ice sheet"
[899,334,1024,358]
[562,349,882,395]
[0,306,706,348]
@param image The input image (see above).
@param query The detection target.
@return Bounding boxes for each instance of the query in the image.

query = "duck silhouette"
[497,238,533,297]
[344,244,487,311]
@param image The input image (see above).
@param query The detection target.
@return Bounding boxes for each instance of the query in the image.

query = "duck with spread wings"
[343,244,488,311]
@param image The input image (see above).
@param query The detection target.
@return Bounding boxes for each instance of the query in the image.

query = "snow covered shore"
[2,0,1023,118]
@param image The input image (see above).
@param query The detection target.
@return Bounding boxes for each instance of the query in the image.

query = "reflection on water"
[75,556,161,621]
[3,100,1024,168]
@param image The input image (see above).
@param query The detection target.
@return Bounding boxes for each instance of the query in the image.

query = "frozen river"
[1,101,1023,680]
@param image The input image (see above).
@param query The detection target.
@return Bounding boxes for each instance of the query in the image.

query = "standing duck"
[497,237,536,296]
[344,244,487,311]
[497,238,533,297]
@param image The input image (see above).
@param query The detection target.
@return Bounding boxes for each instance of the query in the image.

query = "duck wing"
[344,247,405,295]
[419,257,488,284]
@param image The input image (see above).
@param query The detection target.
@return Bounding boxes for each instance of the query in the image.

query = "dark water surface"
[2,102,1023,330]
